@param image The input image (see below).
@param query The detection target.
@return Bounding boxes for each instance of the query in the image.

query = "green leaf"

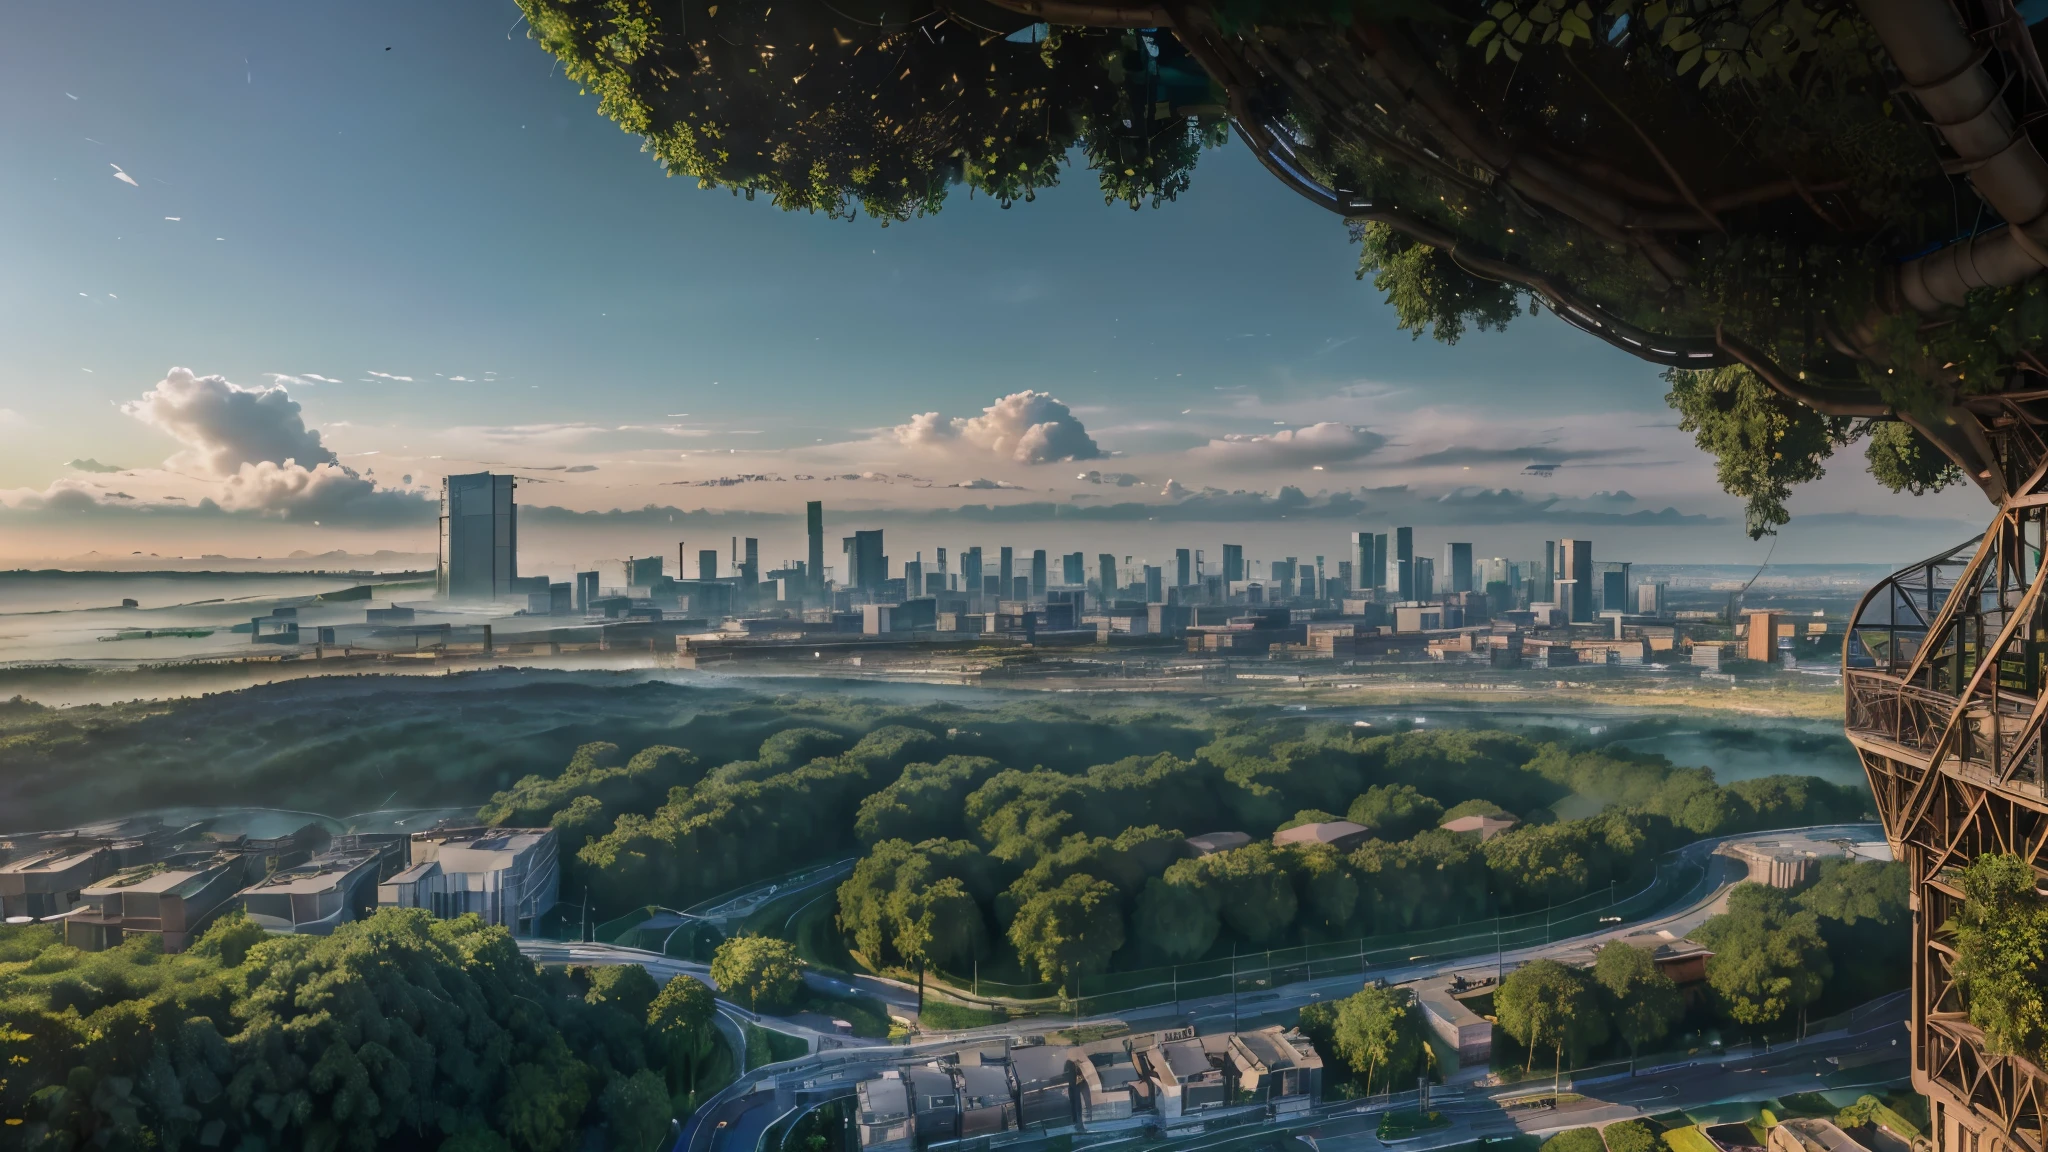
[1669,29,1701,49]
[1562,12,1592,37]
[1502,38,1524,58]
[1468,19,1499,44]
[1513,17,1533,39]
[1492,1,1515,17]
[1677,42,1703,71]
[1575,2,1594,19]
[1486,34,1504,60]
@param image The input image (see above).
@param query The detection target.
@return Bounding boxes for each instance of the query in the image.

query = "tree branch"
[1712,323,1891,416]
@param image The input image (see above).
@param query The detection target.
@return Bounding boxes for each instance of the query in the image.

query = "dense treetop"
[518,0,2048,530]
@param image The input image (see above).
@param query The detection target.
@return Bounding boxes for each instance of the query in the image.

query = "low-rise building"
[239,841,403,935]
[1272,821,1373,852]
[1769,1117,1876,1152]
[1184,831,1251,857]
[65,854,255,953]
[856,1070,915,1152]
[1414,978,1493,1066]
[0,845,110,921]
[378,825,559,933]
[1441,813,1518,840]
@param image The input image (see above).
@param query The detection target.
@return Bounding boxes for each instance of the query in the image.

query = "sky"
[0,1,1992,574]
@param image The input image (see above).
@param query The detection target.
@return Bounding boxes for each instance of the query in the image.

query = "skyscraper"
[1176,548,1191,589]
[1000,547,1014,595]
[1031,549,1048,597]
[1444,542,1473,594]
[575,571,598,613]
[962,546,984,594]
[846,530,886,590]
[806,501,825,598]
[1351,532,1372,594]
[1144,565,1164,603]
[1414,555,1435,601]
[1064,552,1085,586]
[698,549,719,581]
[1543,540,1558,601]
[1560,539,1594,622]
[1373,533,1388,590]
[1098,553,1117,599]
[439,472,517,601]
[1395,527,1414,600]
[1223,543,1244,583]
[741,538,760,587]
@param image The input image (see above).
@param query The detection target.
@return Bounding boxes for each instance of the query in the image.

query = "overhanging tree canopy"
[520,0,2048,531]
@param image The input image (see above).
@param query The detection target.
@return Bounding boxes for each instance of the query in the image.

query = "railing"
[1845,670,1952,757]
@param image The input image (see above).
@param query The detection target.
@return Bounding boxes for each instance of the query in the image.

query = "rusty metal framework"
[1847,426,2048,1152]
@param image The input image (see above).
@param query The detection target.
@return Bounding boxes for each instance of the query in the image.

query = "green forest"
[481,699,1870,993]
[0,909,722,1152]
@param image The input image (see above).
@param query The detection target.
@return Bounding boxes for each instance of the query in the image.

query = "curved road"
[515,823,1887,1152]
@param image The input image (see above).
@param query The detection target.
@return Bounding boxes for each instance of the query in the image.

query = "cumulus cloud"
[948,478,1026,490]
[1192,422,1386,470]
[1161,478,1190,499]
[1078,470,1143,487]
[74,366,432,525]
[122,367,335,477]
[66,458,126,473]
[890,391,1101,464]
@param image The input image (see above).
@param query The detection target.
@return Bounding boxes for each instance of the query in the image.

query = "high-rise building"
[962,546,984,594]
[1142,565,1163,603]
[1098,553,1117,599]
[698,549,719,581]
[741,538,760,587]
[936,547,949,579]
[1031,549,1048,596]
[1223,544,1244,583]
[844,530,886,590]
[626,555,664,588]
[806,501,825,597]
[1601,564,1629,615]
[1543,541,1558,601]
[904,555,924,598]
[1373,533,1388,589]
[1011,576,1030,601]
[575,571,598,613]
[1556,579,1578,623]
[1413,555,1435,601]
[1638,582,1668,616]
[439,473,517,601]
[1351,532,1373,593]
[1064,552,1085,586]
[1274,558,1297,601]
[1560,539,1594,622]
[1395,527,1414,600]
[1176,548,1191,589]
[1444,542,1473,594]
[1000,547,1014,595]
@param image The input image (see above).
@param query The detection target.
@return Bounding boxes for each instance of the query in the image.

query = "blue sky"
[0,1,1988,567]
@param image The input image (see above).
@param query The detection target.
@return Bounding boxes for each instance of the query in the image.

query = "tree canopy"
[0,910,729,1151]
[1949,852,2048,1062]
[1694,881,1833,1028]
[516,0,2048,530]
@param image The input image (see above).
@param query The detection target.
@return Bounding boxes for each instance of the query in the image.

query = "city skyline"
[0,3,1988,567]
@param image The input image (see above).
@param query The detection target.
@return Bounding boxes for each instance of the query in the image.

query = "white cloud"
[890,391,1101,464]
[1190,422,1387,470]
[1161,478,1190,498]
[122,367,336,477]
[948,477,1026,490]
[97,366,429,524]
[66,458,125,473]
[366,370,414,382]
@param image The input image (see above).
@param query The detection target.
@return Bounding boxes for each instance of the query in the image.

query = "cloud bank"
[1192,422,1386,469]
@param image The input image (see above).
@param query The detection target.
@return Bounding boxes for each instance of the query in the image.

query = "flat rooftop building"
[378,824,559,933]
[0,845,110,921]
[66,854,254,953]
[856,1070,914,1152]
[239,845,398,936]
